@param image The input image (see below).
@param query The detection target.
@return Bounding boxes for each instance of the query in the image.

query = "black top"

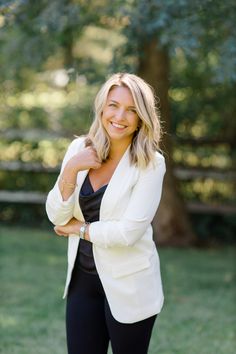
[75,174,107,274]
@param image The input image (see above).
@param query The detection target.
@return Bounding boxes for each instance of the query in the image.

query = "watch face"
[80,225,86,239]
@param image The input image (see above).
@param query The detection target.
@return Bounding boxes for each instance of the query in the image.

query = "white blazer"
[46,137,166,323]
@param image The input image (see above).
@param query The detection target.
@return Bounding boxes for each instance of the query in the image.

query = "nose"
[115,108,126,121]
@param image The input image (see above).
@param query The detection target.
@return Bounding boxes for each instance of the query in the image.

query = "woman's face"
[101,86,140,146]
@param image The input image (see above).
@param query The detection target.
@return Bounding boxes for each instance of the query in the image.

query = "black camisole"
[74,173,107,274]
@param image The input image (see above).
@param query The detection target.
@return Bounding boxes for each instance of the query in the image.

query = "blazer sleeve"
[45,137,85,226]
[89,154,166,248]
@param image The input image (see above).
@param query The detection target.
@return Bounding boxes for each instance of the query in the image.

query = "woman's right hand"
[65,146,102,173]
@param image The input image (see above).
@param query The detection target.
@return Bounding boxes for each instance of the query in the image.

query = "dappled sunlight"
[169,88,191,102]
[173,146,232,168]
[0,139,69,167]
[177,119,208,138]
[2,79,98,133]
[6,90,69,110]
[51,69,70,87]
[21,149,33,162]
[187,179,235,203]
[183,180,235,204]
[0,141,23,161]
[191,121,208,137]
[19,91,68,110]
[5,95,18,107]
[201,153,231,169]
[183,151,199,167]
[37,139,69,167]
[5,81,95,113]
[73,26,125,64]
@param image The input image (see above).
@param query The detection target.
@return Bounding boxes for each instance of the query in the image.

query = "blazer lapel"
[74,169,89,221]
[100,145,131,219]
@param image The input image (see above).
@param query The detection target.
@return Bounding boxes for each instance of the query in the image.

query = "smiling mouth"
[111,122,127,129]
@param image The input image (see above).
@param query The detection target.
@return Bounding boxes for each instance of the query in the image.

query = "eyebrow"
[109,99,136,109]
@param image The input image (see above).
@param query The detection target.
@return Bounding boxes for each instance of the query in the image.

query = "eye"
[128,108,137,113]
[108,103,117,107]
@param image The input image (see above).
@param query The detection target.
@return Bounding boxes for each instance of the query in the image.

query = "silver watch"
[79,222,88,239]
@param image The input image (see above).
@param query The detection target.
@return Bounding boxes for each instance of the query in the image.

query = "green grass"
[0,226,235,354]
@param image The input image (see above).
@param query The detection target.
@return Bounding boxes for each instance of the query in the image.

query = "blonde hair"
[86,73,162,168]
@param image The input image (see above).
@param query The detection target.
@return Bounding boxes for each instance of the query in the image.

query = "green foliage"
[0,1,235,242]
[116,0,236,81]
[0,138,69,165]
[0,0,116,83]
[169,54,236,138]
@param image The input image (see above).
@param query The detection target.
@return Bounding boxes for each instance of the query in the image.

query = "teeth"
[112,122,126,128]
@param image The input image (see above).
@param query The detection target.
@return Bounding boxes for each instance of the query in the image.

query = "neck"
[109,140,131,160]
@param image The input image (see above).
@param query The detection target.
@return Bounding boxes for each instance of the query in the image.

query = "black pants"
[66,266,157,354]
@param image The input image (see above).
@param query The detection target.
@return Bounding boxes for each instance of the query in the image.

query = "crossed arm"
[54,218,90,241]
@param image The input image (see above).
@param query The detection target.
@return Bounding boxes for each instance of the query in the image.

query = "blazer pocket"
[112,257,150,279]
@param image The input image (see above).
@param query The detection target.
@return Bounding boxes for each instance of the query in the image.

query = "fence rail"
[1,190,235,215]
[0,190,46,204]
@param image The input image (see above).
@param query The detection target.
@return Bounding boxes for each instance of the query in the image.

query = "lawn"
[0,226,235,354]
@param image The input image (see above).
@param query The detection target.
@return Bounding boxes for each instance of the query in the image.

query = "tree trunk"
[138,40,196,246]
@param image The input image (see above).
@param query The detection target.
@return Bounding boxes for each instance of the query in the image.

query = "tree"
[0,0,106,79]
[114,0,236,245]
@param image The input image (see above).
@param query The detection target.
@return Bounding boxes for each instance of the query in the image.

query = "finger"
[89,147,100,159]
[54,226,66,236]
[55,230,68,237]
[90,158,102,168]
[87,146,97,154]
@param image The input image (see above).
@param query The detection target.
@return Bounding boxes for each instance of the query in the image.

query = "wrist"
[64,160,80,175]
[79,222,90,240]
[85,223,90,241]
[60,178,77,193]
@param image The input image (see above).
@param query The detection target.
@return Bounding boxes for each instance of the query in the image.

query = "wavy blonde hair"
[86,73,162,169]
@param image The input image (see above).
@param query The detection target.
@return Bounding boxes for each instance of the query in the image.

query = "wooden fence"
[1,161,236,215]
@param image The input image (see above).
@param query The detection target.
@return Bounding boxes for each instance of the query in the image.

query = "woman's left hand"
[54,218,82,237]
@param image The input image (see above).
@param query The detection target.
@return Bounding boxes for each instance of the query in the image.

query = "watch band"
[79,222,89,240]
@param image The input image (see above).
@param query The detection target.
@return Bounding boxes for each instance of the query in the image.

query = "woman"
[46,73,166,354]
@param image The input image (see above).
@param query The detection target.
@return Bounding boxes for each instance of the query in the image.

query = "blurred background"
[0,1,235,353]
[0,0,235,245]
